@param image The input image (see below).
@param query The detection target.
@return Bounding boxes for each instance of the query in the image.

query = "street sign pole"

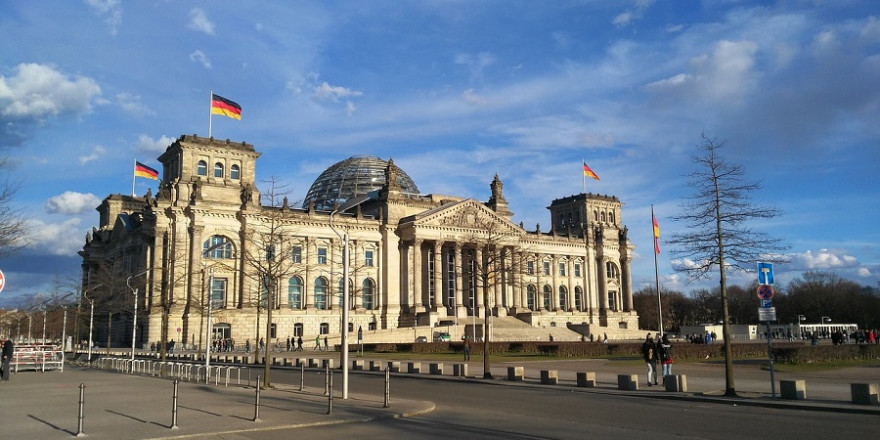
[757,262,776,399]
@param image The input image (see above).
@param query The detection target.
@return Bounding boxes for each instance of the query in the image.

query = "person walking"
[658,334,673,385]
[324,336,329,351]
[641,333,657,386]
[296,336,303,351]
[314,335,321,351]
[1,337,14,381]
[462,335,471,361]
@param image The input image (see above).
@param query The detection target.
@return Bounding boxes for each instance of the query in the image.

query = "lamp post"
[82,283,103,364]
[127,269,150,371]
[56,292,75,352]
[330,190,378,400]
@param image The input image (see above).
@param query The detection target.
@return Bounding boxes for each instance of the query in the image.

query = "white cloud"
[0,63,101,119]
[45,191,102,215]
[790,249,860,270]
[345,101,356,116]
[189,50,212,69]
[187,8,215,35]
[857,267,872,277]
[85,0,122,35]
[24,217,85,255]
[137,134,175,154]
[613,0,656,27]
[116,93,154,116]
[455,52,495,82]
[78,145,106,165]
[312,82,362,102]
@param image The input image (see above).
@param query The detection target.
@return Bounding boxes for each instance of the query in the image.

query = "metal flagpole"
[132,158,136,197]
[652,204,663,336]
[208,90,213,138]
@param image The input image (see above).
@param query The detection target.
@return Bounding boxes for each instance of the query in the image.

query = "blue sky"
[1,1,878,307]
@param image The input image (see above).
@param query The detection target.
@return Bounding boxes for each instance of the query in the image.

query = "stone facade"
[79,135,638,349]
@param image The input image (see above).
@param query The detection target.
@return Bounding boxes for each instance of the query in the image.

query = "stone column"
[413,239,423,311]
[597,258,607,311]
[328,237,337,310]
[621,256,633,312]
[454,244,466,317]
[433,241,443,310]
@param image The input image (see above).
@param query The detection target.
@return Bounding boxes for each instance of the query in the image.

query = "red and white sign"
[0,269,5,293]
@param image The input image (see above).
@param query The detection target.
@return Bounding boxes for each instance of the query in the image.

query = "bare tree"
[668,135,789,397]
[240,177,298,388]
[0,156,28,257]
[450,203,525,379]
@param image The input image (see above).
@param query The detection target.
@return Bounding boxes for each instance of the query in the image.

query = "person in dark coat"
[641,333,657,386]
[658,334,673,385]
[1,337,14,381]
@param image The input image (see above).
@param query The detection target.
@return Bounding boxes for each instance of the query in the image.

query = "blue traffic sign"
[761,299,773,308]
[757,262,774,285]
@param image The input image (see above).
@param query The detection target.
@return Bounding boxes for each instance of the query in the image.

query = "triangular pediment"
[407,199,523,236]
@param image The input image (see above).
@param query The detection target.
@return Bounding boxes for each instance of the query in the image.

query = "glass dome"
[302,156,420,211]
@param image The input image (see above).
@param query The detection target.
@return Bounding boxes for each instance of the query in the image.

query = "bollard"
[253,375,262,422]
[327,370,333,415]
[324,364,330,395]
[384,367,390,408]
[75,383,86,437]
[170,380,179,430]
[299,363,304,391]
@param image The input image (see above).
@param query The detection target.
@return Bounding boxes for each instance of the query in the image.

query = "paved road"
[2,353,877,439]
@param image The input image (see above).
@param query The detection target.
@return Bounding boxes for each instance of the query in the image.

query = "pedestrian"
[324,336,329,351]
[315,335,321,351]
[168,339,175,354]
[245,339,251,353]
[658,334,673,385]
[286,336,291,351]
[2,336,14,381]
[297,336,303,351]
[462,335,471,361]
[259,337,264,353]
[641,333,657,386]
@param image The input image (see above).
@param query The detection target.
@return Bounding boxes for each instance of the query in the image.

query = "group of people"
[641,333,673,387]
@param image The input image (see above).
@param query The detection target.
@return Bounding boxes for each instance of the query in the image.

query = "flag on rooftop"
[211,93,242,120]
[583,161,600,181]
[134,161,159,180]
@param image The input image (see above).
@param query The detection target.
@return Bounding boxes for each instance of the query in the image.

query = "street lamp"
[57,293,75,353]
[82,283,103,363]
[127,269,150,371]
[330,190,378,400]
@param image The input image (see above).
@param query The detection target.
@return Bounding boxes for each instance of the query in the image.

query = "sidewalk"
[0,366,434,440]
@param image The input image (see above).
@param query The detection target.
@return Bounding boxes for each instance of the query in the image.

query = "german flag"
[211,93,242,120]
[134,161,159,180]
[583,161,600,181]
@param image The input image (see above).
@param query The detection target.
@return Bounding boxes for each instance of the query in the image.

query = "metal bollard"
[300,363,304,391]
[253,375,262,422]
[171,380,179,430]
[324,364,329,395]
[327,370,333,415]
[384,367,390,408]
[75,383,86,437]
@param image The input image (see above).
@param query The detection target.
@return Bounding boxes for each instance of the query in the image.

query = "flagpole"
[208,90,213,138]
[582,159,586,193]
[132,158,136,197]
[652,204,663,336]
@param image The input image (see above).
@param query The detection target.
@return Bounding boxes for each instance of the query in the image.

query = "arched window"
[558,286,568,311]
[542,285,552,310]
[197,160,207,176]
[574,286,583,311]
[214,162,224,178]
[601,212,607,222]
[203,235,233,259]
[362,279,375,310]
[230,164,240,180]
[609,211,615,224]
[593,210,599,221]
[527,285,536,311]
[288,277,302,310]
[314,277,328,310]
[606,262,620,280]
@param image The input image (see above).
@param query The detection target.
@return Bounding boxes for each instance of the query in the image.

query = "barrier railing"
[11,349,65,372]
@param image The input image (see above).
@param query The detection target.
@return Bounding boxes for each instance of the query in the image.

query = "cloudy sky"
[1,0,878,307]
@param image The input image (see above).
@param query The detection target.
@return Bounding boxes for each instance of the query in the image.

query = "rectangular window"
[527,261,534,275]
[292,246,302,263]
[574,263,581,277]
[364,249,374,266]
[543,261,551,276]
[559,263,566,276]
[317,247,327,264]
[211,278,227,309]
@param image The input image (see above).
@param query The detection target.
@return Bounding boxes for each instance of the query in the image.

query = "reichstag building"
[79,135,640,350]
